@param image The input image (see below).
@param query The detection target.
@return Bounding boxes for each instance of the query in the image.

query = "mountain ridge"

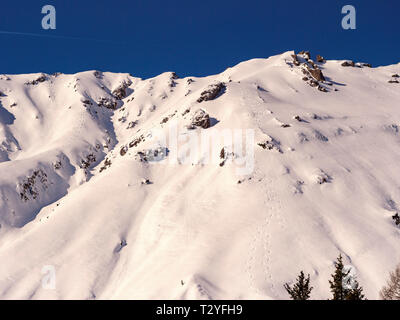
[0,50,399,299]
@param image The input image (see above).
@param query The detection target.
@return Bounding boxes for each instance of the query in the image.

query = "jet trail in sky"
[0,30,125,44]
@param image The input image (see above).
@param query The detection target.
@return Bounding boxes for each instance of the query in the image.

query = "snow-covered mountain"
[0,50,399,299]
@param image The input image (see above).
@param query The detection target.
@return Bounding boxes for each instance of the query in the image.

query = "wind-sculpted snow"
[0,51,399,299]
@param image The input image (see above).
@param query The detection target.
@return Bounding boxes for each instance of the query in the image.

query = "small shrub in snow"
[284,271,313,300]
[258,136,282,153]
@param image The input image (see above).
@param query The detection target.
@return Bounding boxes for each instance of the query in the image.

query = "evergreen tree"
[284,271,313,300]
[345,281,365,300]
[329,254,366,300]
[329,254,349,300]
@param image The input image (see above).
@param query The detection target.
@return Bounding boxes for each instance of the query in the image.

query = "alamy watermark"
[341,5,356,30]
[41,265,56,290]
[39,4,356,34]
[40,5,355,32]
[141,120,255,176]
[41,5,56,30]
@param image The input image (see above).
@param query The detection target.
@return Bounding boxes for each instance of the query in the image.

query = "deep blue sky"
[0,0,398,79]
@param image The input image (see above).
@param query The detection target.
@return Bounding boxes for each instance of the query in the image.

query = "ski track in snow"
[246,168,286,298]
[241,85,287,298]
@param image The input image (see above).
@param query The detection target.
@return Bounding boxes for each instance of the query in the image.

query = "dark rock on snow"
[190,109,211,129]
[308,67,326,82]
[97,97,117,110]
[341,61,355,67]
[316,55,325,63]
[112,80,132,100]
[197,82,226,103]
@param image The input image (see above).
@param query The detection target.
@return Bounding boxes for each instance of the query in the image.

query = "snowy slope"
[0,51,399,299]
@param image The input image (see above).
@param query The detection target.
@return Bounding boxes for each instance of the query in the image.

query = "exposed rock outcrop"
[80,154,96,171]
[189,109,211,129]
[197,83,226,103]
[308,67,326,82]
[258,135,282,153]
[120,146,128,156]
[113,80,132,100]
[18,169,48,201]
[292,54,300,66]
[315,169,332,184]
[393,213,400,226]
[389,74,400,84]
[341,61,355,67]
[291,52,329,92]
[316,55,325,63]
[93,71,103,79]
[136,147,168,162]
[128,135,145,148]
[341,61,372,68]
[298,51,311,59]
[25,74,47,85]
[99,158,112,172]
[97,97,117,110]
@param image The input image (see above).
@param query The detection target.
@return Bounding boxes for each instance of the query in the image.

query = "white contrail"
[0,30,125,44]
